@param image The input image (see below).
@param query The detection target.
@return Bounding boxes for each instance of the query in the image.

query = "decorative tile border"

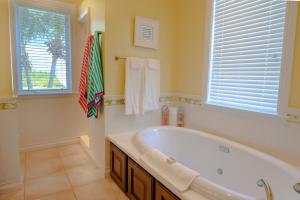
[0,102,17,110]
[104,98,125,106]
[104,94,201,106]
[0,97,17,110]
[176,96,201,105]
[159,95,176,103]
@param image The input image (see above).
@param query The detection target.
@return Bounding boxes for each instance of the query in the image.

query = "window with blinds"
[15,5,72,94]
[207,0,288,114]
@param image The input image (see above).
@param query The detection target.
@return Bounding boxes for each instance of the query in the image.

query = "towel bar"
[115,56,126,61]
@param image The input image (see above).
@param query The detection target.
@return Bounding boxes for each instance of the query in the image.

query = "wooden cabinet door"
[128,158,154,200]
[110,143,127,192]
[155,181,180,200]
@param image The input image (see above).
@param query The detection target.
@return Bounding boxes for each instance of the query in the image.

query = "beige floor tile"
[30,189,76,200]
[66,164,103,186]
[58,144,84,157]
[74,178,128,200]
[27,157,64,179]
[27,148,59,164]
[61,152,94,169]
[25,171,71,200]
[20,152,26,179]
[0,188,24,200]
[20,152,26,165]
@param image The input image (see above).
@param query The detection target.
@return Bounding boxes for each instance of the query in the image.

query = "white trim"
[278,2,298,116]
[17,89,73,96]
[202,103,284,121]
[16,92,78,101]
[202,0,214,103]
[202,0,298,117]
[11,0,75,15]
[8,0,76,96]
[287,107,300,116]
[0,180,23,195]
[78,8,89,23]
[20,137,79,152]
[9,0,18,97]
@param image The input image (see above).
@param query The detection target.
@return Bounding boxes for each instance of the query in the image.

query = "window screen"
[15,6,72,94]
[208,0,288,114]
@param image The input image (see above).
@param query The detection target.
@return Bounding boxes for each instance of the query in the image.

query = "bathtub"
[134,126,300,200]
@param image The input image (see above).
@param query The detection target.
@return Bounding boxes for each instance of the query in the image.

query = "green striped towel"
[87,33,104,118]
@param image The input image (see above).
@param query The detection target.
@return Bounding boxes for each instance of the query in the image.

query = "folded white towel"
[191,177,255,200]
[140,149,200,192]
[125,57,145,115]
[143,59,160,113]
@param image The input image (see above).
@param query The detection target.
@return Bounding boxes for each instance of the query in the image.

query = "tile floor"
[0,143,128,200]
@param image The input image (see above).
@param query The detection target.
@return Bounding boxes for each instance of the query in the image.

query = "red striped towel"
[79,35,93,113]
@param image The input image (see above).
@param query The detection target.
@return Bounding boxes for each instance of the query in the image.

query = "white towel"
[143,59,160,113]
[140,149,200,192]
[125,57,145,115]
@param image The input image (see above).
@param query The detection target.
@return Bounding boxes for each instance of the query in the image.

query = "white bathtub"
[134,126,300,200]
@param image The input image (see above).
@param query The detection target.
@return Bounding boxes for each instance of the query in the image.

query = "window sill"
[202,103,285,121]
[16,92,79,100]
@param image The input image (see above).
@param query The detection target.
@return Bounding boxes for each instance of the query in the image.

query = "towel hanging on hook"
[95,31,103,35]
[79,35,93,113]
[87,32,104,118]
[79,32,104,118]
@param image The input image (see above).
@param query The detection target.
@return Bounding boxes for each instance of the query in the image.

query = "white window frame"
[202,0,299,117]
[9,0,76,96]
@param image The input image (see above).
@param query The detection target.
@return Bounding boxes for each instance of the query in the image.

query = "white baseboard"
[287,108,300,116]
[79,136,105,177]
[0,179,23,195]
[20,137,80,152]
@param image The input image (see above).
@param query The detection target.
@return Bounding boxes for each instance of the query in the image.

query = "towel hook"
[115,56,126,61]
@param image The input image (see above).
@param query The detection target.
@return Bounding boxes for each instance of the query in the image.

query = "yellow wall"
[290,4,300,109]
[174,0,206,96]
[0,0,13,97]
[104,0,176,95]
[174,0,300,109]
[0,0,82,98]
[1,0,299,108]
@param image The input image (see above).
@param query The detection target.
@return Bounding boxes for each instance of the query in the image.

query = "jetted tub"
[134,126,300,200]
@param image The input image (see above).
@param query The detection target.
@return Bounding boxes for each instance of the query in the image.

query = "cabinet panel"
[155,181,180,200]
[128,158,154,200]
[110,143,127,192]
[110,142,180,200]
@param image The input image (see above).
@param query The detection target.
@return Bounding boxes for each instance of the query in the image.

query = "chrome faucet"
[257,179,273,200]
[294,183,300,194]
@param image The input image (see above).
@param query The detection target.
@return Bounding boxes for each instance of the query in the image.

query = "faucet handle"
[257,179,273,200]
[294,183,300,194]
[166,156,176,164]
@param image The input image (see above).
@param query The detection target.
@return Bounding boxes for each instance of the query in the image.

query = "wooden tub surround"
[110,142,181,200]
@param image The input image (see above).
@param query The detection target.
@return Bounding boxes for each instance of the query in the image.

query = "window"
[206,0,294,115]
[13,2,72,95]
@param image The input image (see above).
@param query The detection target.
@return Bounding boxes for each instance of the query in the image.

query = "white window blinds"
[208,0,288,114]
[15,5,72,94]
